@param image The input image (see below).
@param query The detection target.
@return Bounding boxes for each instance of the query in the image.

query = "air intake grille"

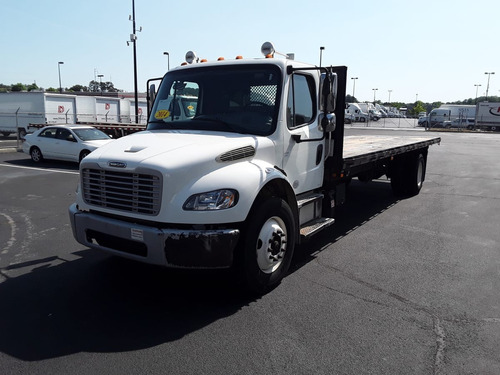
[82,168,162,215]
[217,146,256,162]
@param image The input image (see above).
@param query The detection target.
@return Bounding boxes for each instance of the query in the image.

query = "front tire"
[79,150,90,162]
[241,197,296,294]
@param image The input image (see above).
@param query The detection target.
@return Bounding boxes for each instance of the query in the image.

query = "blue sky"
[2,0,498,104]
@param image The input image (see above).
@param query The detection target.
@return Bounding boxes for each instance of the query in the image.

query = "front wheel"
[79,150,90,162]
[241,197,296,294]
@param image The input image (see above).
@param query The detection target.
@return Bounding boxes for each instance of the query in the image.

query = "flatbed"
[343,135,441,169]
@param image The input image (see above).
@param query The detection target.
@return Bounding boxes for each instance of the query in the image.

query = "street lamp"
[474,84,481,103]
[351,77,358,100]
[128,0,142,124]
[372,88,378,102]
[163,51,170,70]
[319,46,325,67]
[58,61,64,93]
[97,74,104,95]
[485,72,495,100]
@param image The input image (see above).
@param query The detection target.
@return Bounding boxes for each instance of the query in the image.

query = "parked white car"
[23,125,113,163]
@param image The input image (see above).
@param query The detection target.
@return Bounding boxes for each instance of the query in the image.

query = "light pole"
[351,77,358,100]
[416,93,419,102]
[97,74,104,95]
[388,89,392,104]
[485,72,495,100]
[58,61,64,93]
[372,88,378,102]
[474,84,481,103]
[163,51,170,70]
[319,46,325,67]
[128,0,141,124]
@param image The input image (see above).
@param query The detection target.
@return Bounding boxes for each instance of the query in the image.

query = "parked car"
[418,116,428,127]
[443,118,476,130]
[22,125,114,163]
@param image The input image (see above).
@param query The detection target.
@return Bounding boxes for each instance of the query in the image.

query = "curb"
[0,148,21,154]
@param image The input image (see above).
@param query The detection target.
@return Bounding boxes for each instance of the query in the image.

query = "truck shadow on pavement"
[292,178,400,267]
[0,179,399,361]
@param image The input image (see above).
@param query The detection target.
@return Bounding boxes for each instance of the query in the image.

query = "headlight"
[183,189,238,211]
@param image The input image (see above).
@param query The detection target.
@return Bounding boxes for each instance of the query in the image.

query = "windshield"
[73,128,110,141]
[148,64,282,136]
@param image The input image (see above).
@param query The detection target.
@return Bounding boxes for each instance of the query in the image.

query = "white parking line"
[0,163,79,175]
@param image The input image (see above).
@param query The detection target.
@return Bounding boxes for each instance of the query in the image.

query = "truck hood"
[87,130,276,171]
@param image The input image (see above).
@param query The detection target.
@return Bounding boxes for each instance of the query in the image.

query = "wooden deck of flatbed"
[342,135,441,169]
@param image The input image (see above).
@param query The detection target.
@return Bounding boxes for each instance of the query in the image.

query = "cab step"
[299,217,335,238]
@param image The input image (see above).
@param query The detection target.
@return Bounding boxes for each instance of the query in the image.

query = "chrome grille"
[82,168,162,215]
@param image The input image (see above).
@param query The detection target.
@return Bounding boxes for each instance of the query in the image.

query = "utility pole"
[129,0,140,124]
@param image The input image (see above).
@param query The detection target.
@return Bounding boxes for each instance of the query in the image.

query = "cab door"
[281,72,325,194]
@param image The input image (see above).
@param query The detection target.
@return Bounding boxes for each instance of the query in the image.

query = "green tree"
[69,84,88,92]
[46,87,57,92]
[411,101,426,116]
[11,83,27,92]
[27,83,39,91]
[89,80,120,93]
[345,94,357,103]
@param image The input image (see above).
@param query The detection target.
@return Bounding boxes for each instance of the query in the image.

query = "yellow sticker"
[155,109,171,119]
[187,105,194,110]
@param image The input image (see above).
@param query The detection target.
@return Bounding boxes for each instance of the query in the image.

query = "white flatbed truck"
[69,43,440,294]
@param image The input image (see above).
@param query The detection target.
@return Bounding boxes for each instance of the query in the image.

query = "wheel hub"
[256,217,288,274]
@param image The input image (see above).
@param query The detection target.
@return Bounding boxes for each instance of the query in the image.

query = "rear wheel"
[241,197,296,294]
[30,147,43,163]
[391,152,426,197]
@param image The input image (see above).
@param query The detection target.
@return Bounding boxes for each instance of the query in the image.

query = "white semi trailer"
[0,92,147,138]
[475,102,500,131]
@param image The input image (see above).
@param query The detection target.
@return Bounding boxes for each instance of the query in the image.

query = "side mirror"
[148,83,157,115]
[320,72,337,113]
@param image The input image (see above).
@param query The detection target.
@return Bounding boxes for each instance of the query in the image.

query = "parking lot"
[0,128,499,374]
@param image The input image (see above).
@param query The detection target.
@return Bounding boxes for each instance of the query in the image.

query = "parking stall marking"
[0,163,79,175]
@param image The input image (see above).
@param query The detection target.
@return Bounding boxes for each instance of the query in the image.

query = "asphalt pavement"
[0,128,499,374]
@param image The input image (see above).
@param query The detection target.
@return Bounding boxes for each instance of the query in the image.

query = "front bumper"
[68,203,240,268]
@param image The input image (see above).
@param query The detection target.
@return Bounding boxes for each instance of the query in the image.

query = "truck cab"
[70,43,340,293]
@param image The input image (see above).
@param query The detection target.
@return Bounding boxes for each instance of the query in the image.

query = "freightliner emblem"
[108,161,127,168]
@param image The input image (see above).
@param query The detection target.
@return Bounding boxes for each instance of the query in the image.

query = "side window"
[287,74,315,128]
[56,128,72,141]
[40,128,56,138]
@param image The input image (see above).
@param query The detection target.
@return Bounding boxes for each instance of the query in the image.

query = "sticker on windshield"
[155,109,171,119]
